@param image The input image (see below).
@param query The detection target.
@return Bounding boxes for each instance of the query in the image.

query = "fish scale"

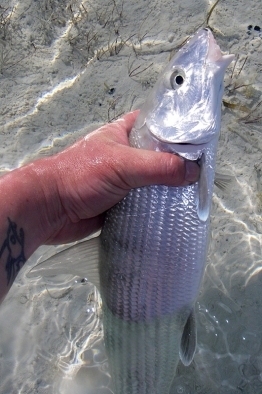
[103,302,184,394]
[100,181,209,393]
[100,183,208,322]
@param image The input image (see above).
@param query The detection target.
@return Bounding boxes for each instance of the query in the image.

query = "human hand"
[0,111,200,300]
[30,110,199,245]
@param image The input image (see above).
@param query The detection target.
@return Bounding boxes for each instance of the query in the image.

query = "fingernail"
[185,161,200,183]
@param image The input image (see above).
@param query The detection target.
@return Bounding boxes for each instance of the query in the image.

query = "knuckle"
[163,155,185,185]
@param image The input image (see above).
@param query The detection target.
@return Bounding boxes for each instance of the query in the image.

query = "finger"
[118,148,200,188]
[46,215,105,245]
[86,110,139,145]
[117,110,140,135]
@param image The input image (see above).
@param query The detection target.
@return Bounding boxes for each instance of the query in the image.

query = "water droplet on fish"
[75,277,88,284]
[86,307,95,314]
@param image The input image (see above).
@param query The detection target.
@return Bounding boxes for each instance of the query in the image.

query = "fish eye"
[170,69,185,89]
[175,75,184,85]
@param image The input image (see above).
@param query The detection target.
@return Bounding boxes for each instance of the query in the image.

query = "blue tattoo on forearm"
[0,218,26,285]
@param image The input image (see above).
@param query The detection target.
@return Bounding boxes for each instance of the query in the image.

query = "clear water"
[0,0,262,393]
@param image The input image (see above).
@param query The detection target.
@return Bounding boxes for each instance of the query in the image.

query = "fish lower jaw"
[129,124,207,161]
[164,142,206,161]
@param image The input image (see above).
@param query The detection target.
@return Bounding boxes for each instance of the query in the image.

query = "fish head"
[136,29,234,150]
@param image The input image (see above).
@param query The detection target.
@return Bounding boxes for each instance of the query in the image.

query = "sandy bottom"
[0,0,262,393]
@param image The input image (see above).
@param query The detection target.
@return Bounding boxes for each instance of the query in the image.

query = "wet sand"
[0,0,262,393]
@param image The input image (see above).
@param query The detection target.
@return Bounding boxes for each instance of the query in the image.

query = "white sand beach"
[0,0,262,393]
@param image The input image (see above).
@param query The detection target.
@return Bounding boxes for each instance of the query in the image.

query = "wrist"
[0,158,65,258]
[0,157,68,302]
[24,156,68,248]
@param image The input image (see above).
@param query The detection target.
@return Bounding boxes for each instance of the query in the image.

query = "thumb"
[114,111,200,188]
[120,148,200,188]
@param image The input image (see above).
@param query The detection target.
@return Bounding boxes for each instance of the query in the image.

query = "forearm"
[0,160,62,302]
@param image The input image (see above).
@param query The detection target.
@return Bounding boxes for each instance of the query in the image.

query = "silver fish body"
[99,29,234,393]
[100,183,207,393]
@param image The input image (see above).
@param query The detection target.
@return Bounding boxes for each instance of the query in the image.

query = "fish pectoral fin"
[179,308,197,367]
[197,153,209,222]
[197,157,234,220]
[27,235,101,290]
[214,172,234,192]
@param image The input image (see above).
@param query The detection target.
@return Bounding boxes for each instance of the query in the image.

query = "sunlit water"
[0,0,262,393]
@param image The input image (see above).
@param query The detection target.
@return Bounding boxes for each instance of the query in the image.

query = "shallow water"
[0,0,262,393]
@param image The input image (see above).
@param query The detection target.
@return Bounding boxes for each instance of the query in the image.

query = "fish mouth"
[165,141,208,161]
[206,28,234,67]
